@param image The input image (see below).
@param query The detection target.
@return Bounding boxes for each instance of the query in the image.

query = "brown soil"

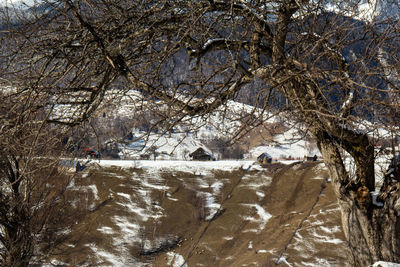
[48,161,350,266]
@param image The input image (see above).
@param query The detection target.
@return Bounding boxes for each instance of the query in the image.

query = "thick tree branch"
[273,1,299,64]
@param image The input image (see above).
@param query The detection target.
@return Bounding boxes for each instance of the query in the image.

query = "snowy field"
[96,159,257,172]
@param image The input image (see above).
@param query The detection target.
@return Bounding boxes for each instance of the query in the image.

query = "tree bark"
[3,203,32,267]
[318,136,400,265]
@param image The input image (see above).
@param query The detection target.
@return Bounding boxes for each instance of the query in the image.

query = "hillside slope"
[47,161,349,266]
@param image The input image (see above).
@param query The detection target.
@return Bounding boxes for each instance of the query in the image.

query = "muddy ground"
[49,161,350,266]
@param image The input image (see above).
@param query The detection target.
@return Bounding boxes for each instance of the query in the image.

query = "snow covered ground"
[116,116,319,162]
[117,127,319,161]
[246,126,321,160]
[115,98,277,161]
[372,262,400,267]
[96,159,255,172]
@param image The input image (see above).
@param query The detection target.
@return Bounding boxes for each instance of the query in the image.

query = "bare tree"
[0,4,94,266]
[2,0,400,265]
[0,85,93,266]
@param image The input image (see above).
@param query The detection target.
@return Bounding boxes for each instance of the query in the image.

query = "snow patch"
[241,175,272,189]
[210,181,224,194]
[372,262,400,267]
[241,204,272,232]
[113,216,141,240]
[277,255,293,267]
[166,252,186,267]
[116,192,131,199]
[196,178,210,189]
[97,160,254,173]
[256,191,265,199]
[201,192,221,221]
[89,243,147,266]
[319,225,340,234]
[311,230,343,244]
[247,164,264,171]
[97,226,114,235]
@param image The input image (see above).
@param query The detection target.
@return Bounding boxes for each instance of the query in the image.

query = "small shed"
[189,147,216,161]
[305,155,318,162]
[257,152,272,164]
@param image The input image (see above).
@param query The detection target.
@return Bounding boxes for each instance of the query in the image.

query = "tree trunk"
[319,138,400,265]
[3,205,32,267]
[339,193,400,265]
